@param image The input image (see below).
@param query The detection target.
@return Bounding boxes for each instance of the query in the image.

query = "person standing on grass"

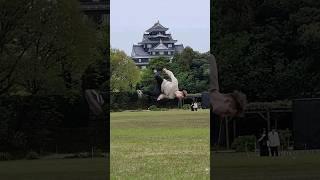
[268,127,280,156]
[191,102,194,111]
[137,68,187,101]
[193,101,198,111]
[209,54,247,117]
[258,128,269,156]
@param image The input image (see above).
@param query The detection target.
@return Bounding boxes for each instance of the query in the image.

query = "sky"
[110,0,210,56]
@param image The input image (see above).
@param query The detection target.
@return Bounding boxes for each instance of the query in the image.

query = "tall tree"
[110,49,140,92]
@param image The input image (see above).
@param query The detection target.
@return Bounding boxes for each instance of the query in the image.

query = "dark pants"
[141,71,163,98]
[270,146,279,156]
[154,71,163,96]
[259,145,269,156]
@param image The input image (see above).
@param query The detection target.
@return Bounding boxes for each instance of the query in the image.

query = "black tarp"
[293,98,320,149]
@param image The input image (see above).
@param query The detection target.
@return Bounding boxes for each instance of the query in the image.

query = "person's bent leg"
[275,147,279,156]
[270,147,274,156]
[153,71,163,96]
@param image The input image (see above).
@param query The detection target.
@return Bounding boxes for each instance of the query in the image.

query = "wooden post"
[226,117,229,149]
[267,110,271,131]
[233,119,236,139]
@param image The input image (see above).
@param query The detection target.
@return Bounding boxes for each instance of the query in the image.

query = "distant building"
[131,21,184,69]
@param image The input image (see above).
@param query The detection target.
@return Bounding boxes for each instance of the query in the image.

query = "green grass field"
[0,158,108,180]
[2,110,319,180]
[111,110,210,180]
[212,152,320,180]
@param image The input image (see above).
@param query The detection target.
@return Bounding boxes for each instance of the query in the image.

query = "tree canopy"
[212,0,320,101]
[110,49,140,92]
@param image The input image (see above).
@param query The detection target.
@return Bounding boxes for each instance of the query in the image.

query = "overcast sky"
[110,0,210,55]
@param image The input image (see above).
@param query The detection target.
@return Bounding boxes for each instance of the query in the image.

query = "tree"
[110,49,140,92]
[0,0,98,96]
[211,0,320,101]
[138,50,210,94]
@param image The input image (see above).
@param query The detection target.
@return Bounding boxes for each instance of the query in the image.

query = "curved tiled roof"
[153,39,168,50]
[131,45,149,57]
[146,21,168,33]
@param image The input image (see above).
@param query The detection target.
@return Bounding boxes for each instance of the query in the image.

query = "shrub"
[148,105,158,111]
[0,152,12,161]
[231,135,256,152]
[93,149,104,157]
[183,104,191,110]
[78,152,90,158]
[25,151,40,160]
[278,128,292,150]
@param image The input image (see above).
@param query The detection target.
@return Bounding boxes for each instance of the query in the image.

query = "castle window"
[159,51,164,55]
[168,44,172,48]
[152,52,156,55]
[139,59,141,63]
[147,44,152,48]
[168,51,171,55]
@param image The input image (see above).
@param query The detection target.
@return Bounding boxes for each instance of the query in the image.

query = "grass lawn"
[111,110,210,180]
[212,152,320,180]
[0,158,108,180]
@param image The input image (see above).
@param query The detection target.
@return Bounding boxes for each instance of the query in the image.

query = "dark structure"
[293,98,320,149]
[211,102,292,150]
[79,0,108,26]
[131,21,184,69]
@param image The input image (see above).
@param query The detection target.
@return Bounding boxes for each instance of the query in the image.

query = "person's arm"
[209,54,220,92]
[258,134,265,142]
[157,94,169,101]
[163,68,177,83]
[85,89,103,115]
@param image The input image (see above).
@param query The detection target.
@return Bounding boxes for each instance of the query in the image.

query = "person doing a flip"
[137,68,187,101]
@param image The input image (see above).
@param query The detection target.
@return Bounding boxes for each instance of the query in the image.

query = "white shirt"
[161,69,179,99]
[268,131,280,147]
[193,103,198,108]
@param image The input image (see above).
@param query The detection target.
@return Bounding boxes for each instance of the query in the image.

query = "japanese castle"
[131,21,184,69]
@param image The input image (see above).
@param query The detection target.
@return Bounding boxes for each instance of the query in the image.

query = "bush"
[25,151,40,160]
[78,152,90,158]
[93,149,104,157]
[231,135,256,152]
[148,105,158,111]
[278,128,292,150]
[183,104,191,110]
[0,152,12,161]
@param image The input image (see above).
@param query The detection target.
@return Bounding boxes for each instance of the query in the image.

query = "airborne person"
[137,68,187,101]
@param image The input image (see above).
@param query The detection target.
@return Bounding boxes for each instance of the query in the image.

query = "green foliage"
[212,0,320,101]
[139,49,210,94]
[110,49,140,92]
[148,105,158,111]
[231,135,256,152]
[183,104,191,110]
[0,0,99,96]
[148,57,171,71]
[25,151,40,160]
[278,128,292,150]
[0,152,12,161]
[93,148,105,157]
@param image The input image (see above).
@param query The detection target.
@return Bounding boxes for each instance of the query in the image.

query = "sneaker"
[137,90,143,98]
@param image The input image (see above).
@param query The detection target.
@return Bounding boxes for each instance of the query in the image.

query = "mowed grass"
[0,158,108,180]
[212,152,320,180]
[111,110,210,180]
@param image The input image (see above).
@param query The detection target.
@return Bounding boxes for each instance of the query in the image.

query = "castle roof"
[146,21,168,33]
[153,39,168,50]
[131,45,149,57]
